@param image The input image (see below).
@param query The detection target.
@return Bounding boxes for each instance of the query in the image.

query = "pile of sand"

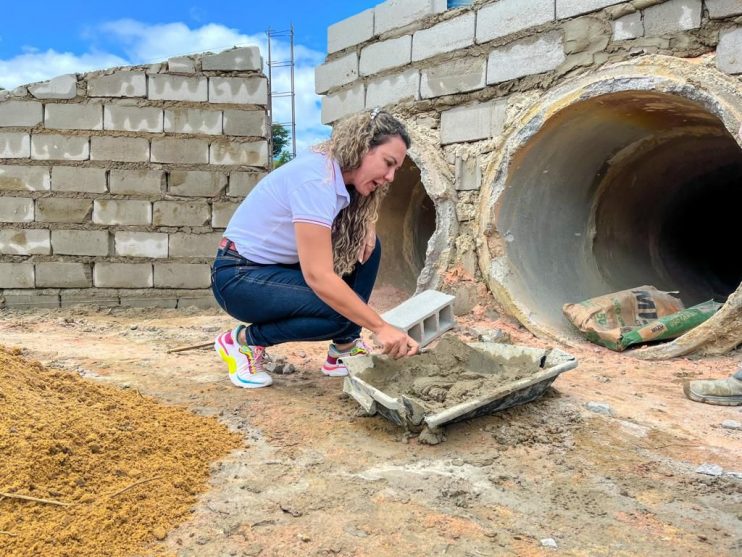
[0,346,242,557]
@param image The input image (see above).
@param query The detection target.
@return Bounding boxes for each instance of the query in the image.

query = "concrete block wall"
[319,0,740,124]
[317,0,742,288]
[0,46,269,308]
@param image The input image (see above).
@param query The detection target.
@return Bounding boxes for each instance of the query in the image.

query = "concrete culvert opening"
[375,157,437,296]
[494,90,742,339]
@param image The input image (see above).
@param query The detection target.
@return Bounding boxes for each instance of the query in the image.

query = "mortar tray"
[342,342,578,430]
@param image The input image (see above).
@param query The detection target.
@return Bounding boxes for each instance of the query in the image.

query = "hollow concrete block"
[382,289,456,347]
[327,9,374,54]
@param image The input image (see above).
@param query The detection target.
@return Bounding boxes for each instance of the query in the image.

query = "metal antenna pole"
[289,24,296,158]
[266,27,274,170]
[266,25,297,163]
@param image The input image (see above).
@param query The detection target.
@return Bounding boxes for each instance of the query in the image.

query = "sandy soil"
[0,291,740,556]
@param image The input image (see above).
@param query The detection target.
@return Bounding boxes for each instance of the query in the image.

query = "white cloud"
[99,19,260,64]
[0,49,128,90]
[0,19,331,150]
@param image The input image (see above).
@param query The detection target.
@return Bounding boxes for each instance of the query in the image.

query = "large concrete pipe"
[375,124,458,297]
[479,57,742,357]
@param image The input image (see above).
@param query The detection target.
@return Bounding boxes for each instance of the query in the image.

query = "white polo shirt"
[224,151,351,264]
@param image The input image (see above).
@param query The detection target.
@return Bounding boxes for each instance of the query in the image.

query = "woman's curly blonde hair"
[313,109,411,276]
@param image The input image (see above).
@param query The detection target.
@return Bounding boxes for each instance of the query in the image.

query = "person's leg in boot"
[683,366,742,406]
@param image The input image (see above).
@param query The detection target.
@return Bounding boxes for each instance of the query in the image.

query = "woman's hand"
[374,323,420,359]
[358,225,376,264]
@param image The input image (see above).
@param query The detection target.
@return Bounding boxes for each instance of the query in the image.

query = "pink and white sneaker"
[214,327,273,388]
[321,339,370,377]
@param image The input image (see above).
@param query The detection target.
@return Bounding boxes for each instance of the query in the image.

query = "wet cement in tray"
[358,336,545,412]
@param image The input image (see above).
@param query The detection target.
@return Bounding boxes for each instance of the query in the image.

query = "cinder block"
[178,293,218,309]
[375,0,447,35]
[0,197,34,222]
[381,289,455,347]
[28,74,77,100]
[212,201,240,228]
[31,134,89,160]
[51,229,109,256]
[210,140,268,166]
[119,289,178,309]
[1,133,31,158]
[202,47,262,71]
[169,232,223,257]
[441,100,507,144]
[109,169,163,196]
[316,53,360,94]
[643,0,702,37]
[0,263,34,288]
[60,288,120,307]
[487,31,566,84]
[359,36,411,77]
[321,84,366,125]
[707,0,742,18]
[0,165,50,191]
[208,77,268,105]
[454,155,482,191]
[613,11,644,40]
[164,108,222,135]
[51,166,106,193]
[717,27,742,74]
[421,57,486,99]
[35,262,91,288]
[94,263,153,288]
[476,0,554,44]
[328,9,375,54]
[153,263,211,288]
[556,0,624,18]
[168,170,227,197]
[93,199,152,225]
[87,72,147,97]
[153,200,210,226]
[36,198,92,223]
[0,229,49,254]
[228,171,264,197]
[104,105,163,132]
[366,69,420,109]
[44,103,103,130]
[115,231,168,258]
[223,110,268,137]
[0,289,60,308]
[91,136,150,162]
[412,12,475,62]
[148,75,208,102]
[167,56,196,73]
[151,138,208,164]
[0,101,43,127]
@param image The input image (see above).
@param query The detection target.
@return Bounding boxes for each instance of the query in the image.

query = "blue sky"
[1,1,378,150]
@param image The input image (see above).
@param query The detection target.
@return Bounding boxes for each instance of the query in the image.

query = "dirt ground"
[1,289,741,557]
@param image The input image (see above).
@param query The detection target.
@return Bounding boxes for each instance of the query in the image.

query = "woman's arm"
[295,222,418,358]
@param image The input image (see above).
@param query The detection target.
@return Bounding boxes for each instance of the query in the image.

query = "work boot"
[321,339,369,377]
[214,326,273,388]
[683,368,742,406]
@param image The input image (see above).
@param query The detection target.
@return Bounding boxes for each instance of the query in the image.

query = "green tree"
[273,150,293,169]
[272,123,290,158]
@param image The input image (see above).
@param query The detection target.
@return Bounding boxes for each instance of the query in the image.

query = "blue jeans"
[211,239,381,347]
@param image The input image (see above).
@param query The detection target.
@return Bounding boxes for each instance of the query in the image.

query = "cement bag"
[619,299,722,349]
[563,286,687,351]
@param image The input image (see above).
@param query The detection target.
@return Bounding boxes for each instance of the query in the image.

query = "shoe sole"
[682,381,742,406]
[321,363,348,377]
[214,337,272,389]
